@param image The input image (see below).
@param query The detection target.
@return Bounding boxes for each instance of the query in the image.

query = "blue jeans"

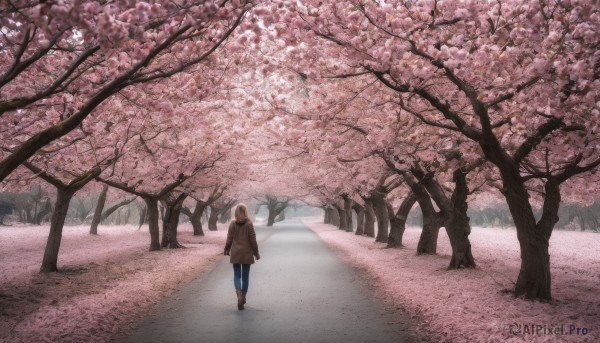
[233,264,251,292]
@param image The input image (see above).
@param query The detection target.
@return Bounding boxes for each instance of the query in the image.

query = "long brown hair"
[234,203,250,222]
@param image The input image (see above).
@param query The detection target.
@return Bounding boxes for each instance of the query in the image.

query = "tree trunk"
[515,238,551,299]
[353,203,365,235]
[144,197,161,251]
[476,123,561,300]
[219,207,231,223]
[363,199,375,237]
[267,205,277,227]
[387,193,416,248]
[323,207,330,224]
[275,211,285,222]
[446,170,476,269]
[508,177,559,300]
[402,173,441,255]
[343,195,353,232]
[208,205,220,231]
[161,194,187,249]
[371,192,389,243]
[266,203,287,227]
[329,207,340,227]
[191,201,206,236]
[417,211,442,254]
[89,184,108,235]
[334,204,347,230]
[40,188,74,273]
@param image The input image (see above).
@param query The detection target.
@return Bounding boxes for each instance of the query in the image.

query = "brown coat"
[225,219,259,264]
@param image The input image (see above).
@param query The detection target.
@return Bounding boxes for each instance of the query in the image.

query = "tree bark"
[403,175,441,255]
[417,209,442,254]
[275,211,285,222]
[33,164,101,272]
[161,194,187,249]
[266,202,288,226]
[208,205,220,231]
[387,193,416,248]
[353,203,365,235]
[190,201,206,236]
[329,207,340,227]
[477,135,560,299]
[412,166,477,268]
[89,185,108,235]
[40,188,74,272]
[511,178,559,300]
[371,192,389,243]
[343,195,353,232]
[323,207,330,224]
[334,203,347,230]
[446,170,476,269]
[266,211,277,226]
[144,197,161,251]
[218,201,235,224]
[363,199,375,237]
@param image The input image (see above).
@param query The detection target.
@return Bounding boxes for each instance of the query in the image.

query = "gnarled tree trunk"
[446,170,476,269]
[510,177,559,300]
[417,210,442,255]
[161,193,187,249]
[387,193,416,248]
[404,174,441,255]
[334,203,347,231]
[190,201,207,236]
[267,203,288,227]
[371,192,389,243]
[353,203,365,235]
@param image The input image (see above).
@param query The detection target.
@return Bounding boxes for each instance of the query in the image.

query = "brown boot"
[236,289,244,310]
[241,291,247,305]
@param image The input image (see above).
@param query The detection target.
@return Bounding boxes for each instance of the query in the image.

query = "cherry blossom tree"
[289,0,600,299]
[0,0,250,182]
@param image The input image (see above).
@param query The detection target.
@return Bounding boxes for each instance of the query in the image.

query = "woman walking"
[224,204,260,310]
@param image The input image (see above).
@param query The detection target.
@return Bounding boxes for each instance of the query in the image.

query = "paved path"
[119,219,417,343]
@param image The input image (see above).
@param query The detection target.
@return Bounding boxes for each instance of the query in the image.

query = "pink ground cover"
[0,223,227,343]
[304,218,600,343]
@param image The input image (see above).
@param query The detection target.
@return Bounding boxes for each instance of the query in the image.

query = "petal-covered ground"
[0,223,227,343]
[304,218,600,343]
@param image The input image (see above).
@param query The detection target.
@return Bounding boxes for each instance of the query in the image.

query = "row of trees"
[0,0,270,272]
[1,1,598,304]
[255,0,600,301]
